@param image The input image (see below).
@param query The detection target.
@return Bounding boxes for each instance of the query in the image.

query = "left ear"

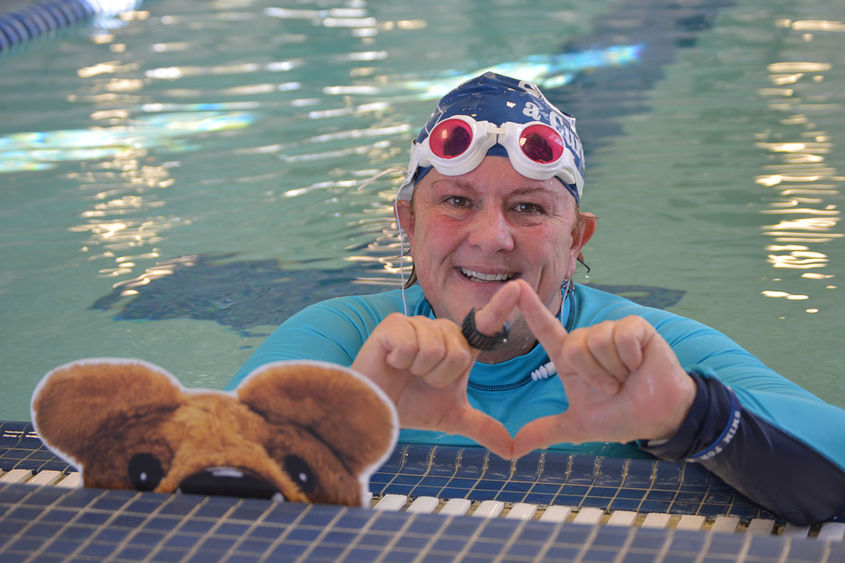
[395,199,414,241]
[31,358,184,485]
[569,212,596,272]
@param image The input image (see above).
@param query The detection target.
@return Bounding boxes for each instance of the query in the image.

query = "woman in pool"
[228,72,845,524]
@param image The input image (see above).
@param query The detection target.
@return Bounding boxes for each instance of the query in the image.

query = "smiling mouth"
[460,268,517,283]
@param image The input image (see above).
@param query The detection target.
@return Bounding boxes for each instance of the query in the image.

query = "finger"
[515,283,624,395]
[382,316,420,371]
[561,328,624,394]
[514,279,569,349]
[406,319,449,377]
[471,280,522,349]
[583,321,630,383]
[422,321,474,387]
[444,407,515,459]
[511,413,581,459]
[613,316,648,373]
[569,318,650,393]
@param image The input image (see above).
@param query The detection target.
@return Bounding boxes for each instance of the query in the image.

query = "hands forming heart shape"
[351,279,696,460]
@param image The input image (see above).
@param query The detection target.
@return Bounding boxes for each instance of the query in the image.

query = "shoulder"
[571,283,723,347]
[226,286,428,390]
[285,285,429,327]
[571,283,681,324]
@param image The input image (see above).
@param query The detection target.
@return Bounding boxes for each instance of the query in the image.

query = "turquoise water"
[1,0,843,421]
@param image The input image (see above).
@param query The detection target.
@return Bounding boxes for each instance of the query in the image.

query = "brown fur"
[32,359,397,506]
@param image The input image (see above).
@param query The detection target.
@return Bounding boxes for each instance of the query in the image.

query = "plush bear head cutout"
[31,359,398,507]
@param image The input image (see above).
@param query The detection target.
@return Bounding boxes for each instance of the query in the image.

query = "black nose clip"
[178,467,283,501]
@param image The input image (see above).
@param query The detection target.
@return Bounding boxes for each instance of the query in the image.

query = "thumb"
[511,412,578,459]
[448,408,515,459]
[514,279,569,356]
[466,281,522,357]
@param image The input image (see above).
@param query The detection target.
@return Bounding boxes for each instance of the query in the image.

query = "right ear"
[31,358,184,469]
[236,360,398,478]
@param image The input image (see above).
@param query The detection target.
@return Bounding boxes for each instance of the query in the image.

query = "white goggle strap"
[396,147,420,201]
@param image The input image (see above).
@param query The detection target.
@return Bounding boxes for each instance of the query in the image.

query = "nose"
[178,467,283,501]
[467,204,515,253]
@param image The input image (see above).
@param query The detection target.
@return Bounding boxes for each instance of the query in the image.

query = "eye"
[128,453,165,491]
[443,195,472,208]
[283,455,317,494]
[513,202,546,215]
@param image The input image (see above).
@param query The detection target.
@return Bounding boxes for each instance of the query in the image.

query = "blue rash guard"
[227,283,845,524]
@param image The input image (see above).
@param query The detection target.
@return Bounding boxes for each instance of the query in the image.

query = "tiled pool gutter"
[1,420,843,561]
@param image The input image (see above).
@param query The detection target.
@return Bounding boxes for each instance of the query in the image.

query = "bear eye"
[129,453,165,491]
[283,455,316,494]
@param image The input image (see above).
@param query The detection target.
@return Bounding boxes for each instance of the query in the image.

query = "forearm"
[641,371,845,525]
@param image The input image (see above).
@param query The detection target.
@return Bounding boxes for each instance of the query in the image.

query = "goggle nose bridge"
[481,122,507,138]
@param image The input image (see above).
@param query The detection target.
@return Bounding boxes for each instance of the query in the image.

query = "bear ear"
[31,358,184,468]
[237,361,398,477]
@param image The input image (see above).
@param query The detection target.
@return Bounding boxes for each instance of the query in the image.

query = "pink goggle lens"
[429,119,474,158]
[519,124,564,163]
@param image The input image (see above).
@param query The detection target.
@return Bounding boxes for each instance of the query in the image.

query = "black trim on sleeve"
[641,372,845,525]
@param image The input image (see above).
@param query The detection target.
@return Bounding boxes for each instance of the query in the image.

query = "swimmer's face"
[397,156,594,355]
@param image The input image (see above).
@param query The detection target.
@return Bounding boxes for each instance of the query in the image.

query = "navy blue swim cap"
[397,72,585,203]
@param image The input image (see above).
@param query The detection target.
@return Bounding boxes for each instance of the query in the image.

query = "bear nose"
[178,467,284,501]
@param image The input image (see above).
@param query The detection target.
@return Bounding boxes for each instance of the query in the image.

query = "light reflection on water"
[0,2,644,292]
[1,0,844,419]
[757,19,843,314]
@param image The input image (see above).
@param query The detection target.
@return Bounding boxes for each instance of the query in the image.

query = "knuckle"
[561,334,589,365]
[418,341,446,367]
[453,346,473,366]
[621,315,649,332]
[383,312,408,326]
[392,340,418,363]
[435,317,461,334]
[442,343,473,373]
[585,324,611,350]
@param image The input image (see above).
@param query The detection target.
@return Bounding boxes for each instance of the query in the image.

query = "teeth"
[461,268,513,282]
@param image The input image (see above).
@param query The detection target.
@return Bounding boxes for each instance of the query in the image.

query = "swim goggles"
[402,115,584,194]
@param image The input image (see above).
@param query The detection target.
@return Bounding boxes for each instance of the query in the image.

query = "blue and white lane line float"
[0,0,142,51]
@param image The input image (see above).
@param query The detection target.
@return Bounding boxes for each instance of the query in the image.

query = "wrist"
[650,369,697,442]
[640,369,740,462]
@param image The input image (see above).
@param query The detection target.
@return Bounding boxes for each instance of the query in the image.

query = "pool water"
[1,0,843,421]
